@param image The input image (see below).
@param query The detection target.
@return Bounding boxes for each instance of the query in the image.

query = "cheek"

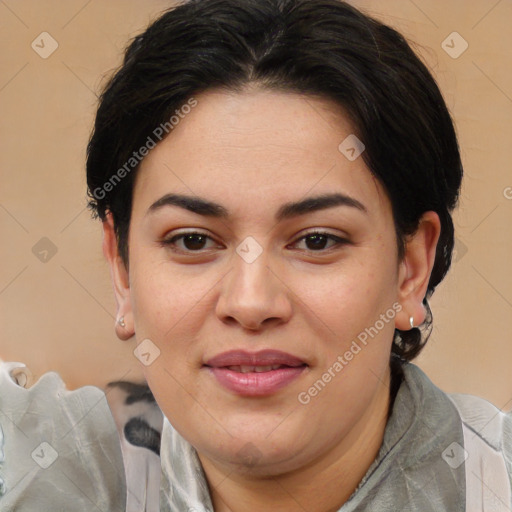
[294,271,396,442]
[129,258,219,401]
[130,256,206,337]
[300,257,398,342]
[131,264,207,423]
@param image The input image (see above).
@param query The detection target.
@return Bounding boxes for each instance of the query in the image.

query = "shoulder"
[0,360,127,511]
[401,363,512,501]
[447,392,511,454]
[448,391,512,508]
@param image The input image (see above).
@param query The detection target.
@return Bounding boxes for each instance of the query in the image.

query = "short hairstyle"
[86,0,463,362]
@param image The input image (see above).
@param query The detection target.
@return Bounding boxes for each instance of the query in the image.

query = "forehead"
[133,87,390,221]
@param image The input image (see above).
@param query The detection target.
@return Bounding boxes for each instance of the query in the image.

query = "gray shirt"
[1,360,511,511]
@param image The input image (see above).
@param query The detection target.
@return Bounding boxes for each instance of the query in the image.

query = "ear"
[395,211,441,331]
[102,211,134,340]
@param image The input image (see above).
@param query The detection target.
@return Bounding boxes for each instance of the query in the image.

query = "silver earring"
[409,316,414,329]
[118,316,126,328]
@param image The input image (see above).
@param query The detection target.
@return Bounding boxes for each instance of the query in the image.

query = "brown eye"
[292,232,348,252]
[162,232,217,253]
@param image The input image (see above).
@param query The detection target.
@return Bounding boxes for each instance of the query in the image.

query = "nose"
[215,250,293,332]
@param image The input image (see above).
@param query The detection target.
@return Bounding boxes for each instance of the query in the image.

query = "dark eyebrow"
[147,192,367,221]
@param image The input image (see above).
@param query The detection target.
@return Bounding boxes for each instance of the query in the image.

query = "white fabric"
[0,361,126,511]
[449,394,512,512]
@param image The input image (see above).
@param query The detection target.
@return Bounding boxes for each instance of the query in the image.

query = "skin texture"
[102,86,440,512]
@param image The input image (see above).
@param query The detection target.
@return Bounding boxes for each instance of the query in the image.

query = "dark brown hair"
[86,0,463,362]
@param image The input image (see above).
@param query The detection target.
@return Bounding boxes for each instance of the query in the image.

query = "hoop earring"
[118,316,126,328]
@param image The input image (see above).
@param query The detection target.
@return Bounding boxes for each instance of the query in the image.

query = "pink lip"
[204,350,308,397]
[204,349,306,368]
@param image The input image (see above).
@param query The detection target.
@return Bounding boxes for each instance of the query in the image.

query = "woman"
[1,0,510,510]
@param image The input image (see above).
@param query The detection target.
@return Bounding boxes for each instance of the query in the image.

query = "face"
[114,87,421,476]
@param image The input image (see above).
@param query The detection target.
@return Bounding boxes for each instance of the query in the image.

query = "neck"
[199,368,392,512]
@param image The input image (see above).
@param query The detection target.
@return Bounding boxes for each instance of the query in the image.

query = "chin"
[199,429,304,474]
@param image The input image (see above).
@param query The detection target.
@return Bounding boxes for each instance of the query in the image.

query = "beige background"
[0,0,511,411]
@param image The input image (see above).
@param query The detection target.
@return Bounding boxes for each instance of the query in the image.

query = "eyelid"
[296,228,349,240]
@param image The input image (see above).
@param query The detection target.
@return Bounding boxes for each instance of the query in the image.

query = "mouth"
[203,350,308,396]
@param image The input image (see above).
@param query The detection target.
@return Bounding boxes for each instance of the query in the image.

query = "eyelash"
[160,230,349,255]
